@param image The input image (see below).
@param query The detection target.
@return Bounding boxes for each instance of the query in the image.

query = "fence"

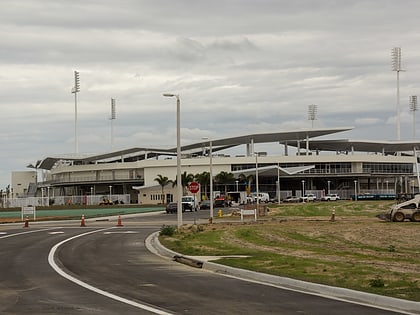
[1,194,131,208]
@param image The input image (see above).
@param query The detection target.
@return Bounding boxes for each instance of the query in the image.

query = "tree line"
[154,171,254,204]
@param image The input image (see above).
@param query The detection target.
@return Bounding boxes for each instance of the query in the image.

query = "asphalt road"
[0,211,411,314]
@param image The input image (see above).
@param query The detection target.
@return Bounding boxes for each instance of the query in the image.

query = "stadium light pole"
[409,95,418,139]
[163,93,183,228]
[202,137,213,222]
[71,70,80,153]
[308,104,318,128]
[392,47,403,140]
[110,98,116,150]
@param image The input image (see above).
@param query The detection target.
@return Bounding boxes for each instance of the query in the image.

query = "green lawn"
[160,200,420,301]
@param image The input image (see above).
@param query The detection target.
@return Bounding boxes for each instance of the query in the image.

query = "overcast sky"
[1,0,420,188]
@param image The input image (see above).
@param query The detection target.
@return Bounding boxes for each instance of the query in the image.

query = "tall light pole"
[202,137,213,222]
[164,93,183,228]
[354,180,358,201]
[109,185,112,201]
[409,95,418,139]
[255,153,259,210]
[71,70,80,153]
[308,104,318,128]
[110,98,116,150]
[90,186,94,205]
[301,180,305,202]
[392,47,403,140]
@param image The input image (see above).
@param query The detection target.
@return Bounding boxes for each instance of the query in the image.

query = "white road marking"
[0,228,60,239]
[48,228,172,315]
[103,231,138,234]
[49,231,65,235]
[0,232,7,235]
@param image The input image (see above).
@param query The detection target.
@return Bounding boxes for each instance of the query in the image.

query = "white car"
[300,194,317,202]
[321,194,340,201]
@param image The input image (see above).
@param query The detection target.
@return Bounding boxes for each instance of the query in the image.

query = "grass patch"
[159,201,420,301]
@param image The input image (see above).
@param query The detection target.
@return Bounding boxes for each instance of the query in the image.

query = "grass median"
[159,200,420,301]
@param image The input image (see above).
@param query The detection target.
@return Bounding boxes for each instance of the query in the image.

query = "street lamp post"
[327,180,331,194]
[109,185,112,202]
[255,153,259,210]
[235,180,239,192]
[354,180,358,201]
[202,137,213,222]
[164,93,183,228]
[71,70,80,153]
[90,187,94,205]
[47,186,50,207]
[386,180,389,194]
[301,180,305,202]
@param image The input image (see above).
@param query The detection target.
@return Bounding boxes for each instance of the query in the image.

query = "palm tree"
[215,171,235,196]
[239,173,254,196]
[154,174,172,204]
[195,171,210,198]
[172,171,195,195]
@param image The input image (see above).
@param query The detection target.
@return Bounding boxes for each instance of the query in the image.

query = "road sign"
[189,181,200,194]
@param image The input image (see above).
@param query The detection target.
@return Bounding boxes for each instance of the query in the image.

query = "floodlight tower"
[110,98,116,150]
[392,47,403,140]
[308,104,318,128]
[409,95,418,139]
[71,70,80,153]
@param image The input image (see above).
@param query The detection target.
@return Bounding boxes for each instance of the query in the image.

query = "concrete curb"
[146,231,420,315]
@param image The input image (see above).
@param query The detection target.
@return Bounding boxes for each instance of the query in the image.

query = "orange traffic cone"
[80,214,86,227]
[117,215,123,227]
[23,217,29,228]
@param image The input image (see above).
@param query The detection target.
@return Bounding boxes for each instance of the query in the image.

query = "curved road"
[0,212,411,314]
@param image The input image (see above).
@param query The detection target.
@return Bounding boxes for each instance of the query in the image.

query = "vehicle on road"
[389,194,420,222]
[166,202,178,214]
[250,192,270,203]
[182,196,198,211]
[321,194,340,201]
[283,196,300,203]
[199,199,211,209]
[300,194,317,202]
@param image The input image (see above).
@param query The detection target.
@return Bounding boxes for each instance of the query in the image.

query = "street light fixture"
[71,70,80,153]
[354,180,358,201]
[163,93,183,228]
[202,137,213,222]
[301,180,305,202]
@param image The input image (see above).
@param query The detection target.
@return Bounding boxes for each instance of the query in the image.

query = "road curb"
[146,231,420,315]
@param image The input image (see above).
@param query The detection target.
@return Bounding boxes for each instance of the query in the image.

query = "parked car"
[321,194,340,201]
[199,199,211,209]
[300,194,317,202]
[283,196,300,203]
[165,202,178,214]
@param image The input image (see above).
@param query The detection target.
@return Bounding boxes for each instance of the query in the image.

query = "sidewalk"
[146,231,420,315]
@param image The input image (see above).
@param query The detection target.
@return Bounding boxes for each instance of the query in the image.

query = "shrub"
[160,225,176,236]
[369,275,385,288]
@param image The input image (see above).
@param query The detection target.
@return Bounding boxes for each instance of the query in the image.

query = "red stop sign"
[189,182,200,194]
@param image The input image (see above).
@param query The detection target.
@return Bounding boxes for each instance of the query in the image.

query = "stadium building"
[6,127,420,207]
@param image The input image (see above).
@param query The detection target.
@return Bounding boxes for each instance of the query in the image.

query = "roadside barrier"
[23,216,29,228]
[117,215,123,227]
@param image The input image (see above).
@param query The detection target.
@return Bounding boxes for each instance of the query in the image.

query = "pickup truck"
[181,196,198,211]
[300,194,317,202]
[321,194,340,201]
